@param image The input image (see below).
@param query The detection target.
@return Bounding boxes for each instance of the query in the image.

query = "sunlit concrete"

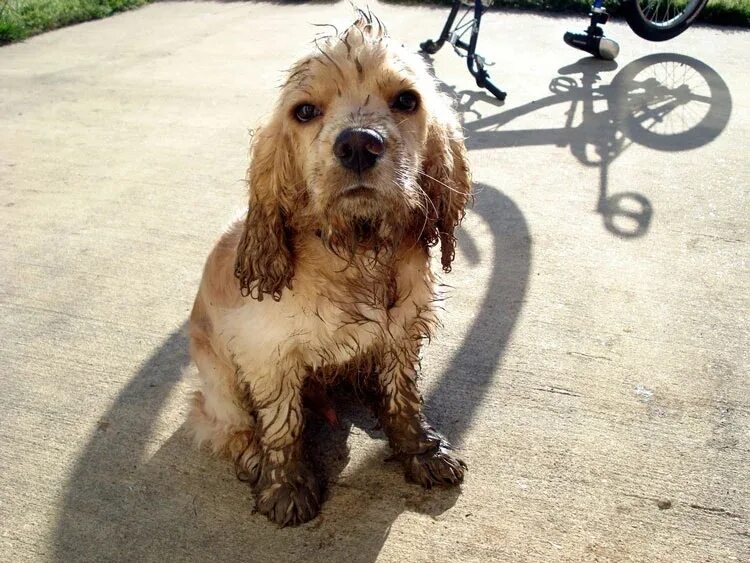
[1,2,747,561]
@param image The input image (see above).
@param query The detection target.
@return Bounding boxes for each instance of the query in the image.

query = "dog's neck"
[292,229,428,308]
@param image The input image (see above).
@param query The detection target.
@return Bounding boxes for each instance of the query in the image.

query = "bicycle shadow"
[438,53,732,238]
[52,183,530,562]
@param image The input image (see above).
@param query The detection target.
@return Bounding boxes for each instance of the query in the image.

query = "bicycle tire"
[622,0,708,41]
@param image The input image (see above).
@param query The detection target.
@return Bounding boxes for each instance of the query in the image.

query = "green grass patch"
[0,0,148,45]
[385,0,750,27]
[701,0,750,25]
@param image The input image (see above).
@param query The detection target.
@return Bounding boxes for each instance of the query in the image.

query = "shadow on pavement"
[440,53,732,239]
[52,184,530,562]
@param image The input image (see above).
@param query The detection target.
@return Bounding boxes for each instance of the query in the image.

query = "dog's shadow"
[52,184,530,562]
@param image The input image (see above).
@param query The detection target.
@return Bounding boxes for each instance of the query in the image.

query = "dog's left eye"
[391,90,419,113]
[294,103,321,123]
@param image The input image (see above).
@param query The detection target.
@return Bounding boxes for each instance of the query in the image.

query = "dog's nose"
[333,127,384,174]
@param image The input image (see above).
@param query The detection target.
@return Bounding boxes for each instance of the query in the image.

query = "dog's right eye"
[391,90,420,113]
[294,103,321,123]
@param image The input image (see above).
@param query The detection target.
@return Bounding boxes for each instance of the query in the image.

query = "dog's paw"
[255,469,321,527]
[402,443,467,488]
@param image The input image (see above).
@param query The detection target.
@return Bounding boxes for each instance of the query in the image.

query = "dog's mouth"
[320,181,408,258]
[340,184,377,199]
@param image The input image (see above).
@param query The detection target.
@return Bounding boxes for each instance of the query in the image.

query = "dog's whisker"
[418,169,468,196]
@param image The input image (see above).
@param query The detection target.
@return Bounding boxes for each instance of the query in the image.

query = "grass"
[0,0,747,46]
[387,0,750,27]
[0,0,147,45]
[699,0,750,25]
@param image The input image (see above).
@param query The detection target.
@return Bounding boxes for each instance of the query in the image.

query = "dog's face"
[279,22,444,251]
[282,26,429,248]
[236,13,472,300]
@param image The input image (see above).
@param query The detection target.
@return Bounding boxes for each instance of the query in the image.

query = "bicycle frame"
[422,0,620,99]
[420,1,507,100]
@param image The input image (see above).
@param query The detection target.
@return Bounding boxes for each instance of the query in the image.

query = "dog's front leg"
[251,368,320,526]
[378,354,466,488]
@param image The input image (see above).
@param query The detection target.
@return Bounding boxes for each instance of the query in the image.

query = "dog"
[188,11,471,526]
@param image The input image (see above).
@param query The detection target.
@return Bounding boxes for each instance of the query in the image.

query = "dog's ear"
[420,99,472,272]
[235,122,299,301]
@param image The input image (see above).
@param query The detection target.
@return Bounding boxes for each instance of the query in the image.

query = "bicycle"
[419,0,710,100]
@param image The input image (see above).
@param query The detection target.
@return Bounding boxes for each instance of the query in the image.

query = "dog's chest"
[298,269,434,369]
[223,257,437,374]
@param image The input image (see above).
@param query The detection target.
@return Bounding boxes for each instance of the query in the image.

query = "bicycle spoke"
[639,0,702,26]
[643,0,656,21]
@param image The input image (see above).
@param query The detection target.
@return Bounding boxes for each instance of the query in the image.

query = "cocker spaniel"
[188,12,471,526]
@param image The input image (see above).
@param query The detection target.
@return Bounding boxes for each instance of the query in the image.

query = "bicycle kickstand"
[563,0,620,60]
[420,1,507,101]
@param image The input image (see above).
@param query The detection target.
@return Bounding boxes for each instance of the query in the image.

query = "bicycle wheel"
[622,0,708,41]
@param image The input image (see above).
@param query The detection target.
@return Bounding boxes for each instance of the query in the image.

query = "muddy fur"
[188,11,471,527]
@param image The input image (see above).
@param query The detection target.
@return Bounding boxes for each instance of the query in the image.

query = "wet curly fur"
[188,12,471,527]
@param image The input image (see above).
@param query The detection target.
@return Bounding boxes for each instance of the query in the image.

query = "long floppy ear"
[420,100,473,272]
[234,121,299,301]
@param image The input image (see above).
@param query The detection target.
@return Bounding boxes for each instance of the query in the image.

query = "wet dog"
[188,12,471,526]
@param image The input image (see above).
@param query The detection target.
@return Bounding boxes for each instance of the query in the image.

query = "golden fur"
[188,12,471,526]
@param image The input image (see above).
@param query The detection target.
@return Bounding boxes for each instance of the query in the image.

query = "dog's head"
[236,12,471,301]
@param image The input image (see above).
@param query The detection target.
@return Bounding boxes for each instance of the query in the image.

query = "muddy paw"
[255,470,321,527]
[402,443,467,488]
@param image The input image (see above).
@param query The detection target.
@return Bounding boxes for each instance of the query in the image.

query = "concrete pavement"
[1,1,748,561]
